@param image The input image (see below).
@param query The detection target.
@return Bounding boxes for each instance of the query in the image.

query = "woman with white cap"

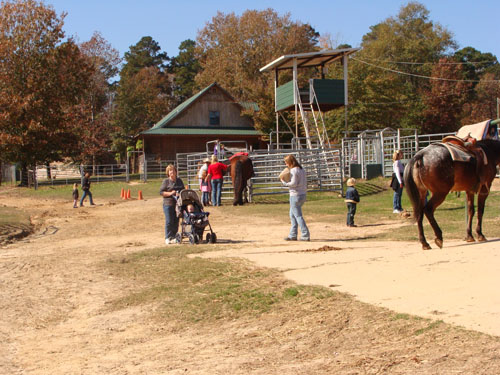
[198,157,211,206]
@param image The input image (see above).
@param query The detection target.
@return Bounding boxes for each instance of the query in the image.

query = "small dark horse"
[404,139,500,250]
[228,153,255,206]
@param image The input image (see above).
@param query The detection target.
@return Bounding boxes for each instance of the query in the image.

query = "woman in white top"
[392,150,405,213]
[280,154,310,241]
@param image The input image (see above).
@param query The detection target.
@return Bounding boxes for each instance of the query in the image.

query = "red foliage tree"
[0,0,91,182]
[422,58,472,133]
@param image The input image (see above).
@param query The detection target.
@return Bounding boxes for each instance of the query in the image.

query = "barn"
[140,82,264,161]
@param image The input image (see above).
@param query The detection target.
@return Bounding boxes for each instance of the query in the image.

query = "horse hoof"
[422,243,431,250]
[478,236,487,242]
[465,237,476,243]
[434,238,443,249]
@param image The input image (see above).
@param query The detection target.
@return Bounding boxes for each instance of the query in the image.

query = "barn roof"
[143,83,259,135]
[142,127,259,136]
[260,48,360,72]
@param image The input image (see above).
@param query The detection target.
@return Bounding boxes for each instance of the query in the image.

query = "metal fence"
[342,128,455,178]
[30,163,128,187]
[176,148,344,202]
[18,129,497,188]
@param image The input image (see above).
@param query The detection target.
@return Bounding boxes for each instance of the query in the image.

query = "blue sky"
[45,0,500,62]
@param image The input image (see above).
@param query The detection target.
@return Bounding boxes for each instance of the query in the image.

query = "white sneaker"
[165,238,170,245]
[393,209,401,214]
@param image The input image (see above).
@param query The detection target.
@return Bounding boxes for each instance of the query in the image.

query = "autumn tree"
[72,32,121,165]
[462,73,500,123]
[195,9,319,134]
[344,2,456,132]
[0,0,91,184]
[112,37,173,160]
[421,58,472,133]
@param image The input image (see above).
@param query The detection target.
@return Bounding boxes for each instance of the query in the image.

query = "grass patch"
[105,245,336,324]
[4,175,500,242]
[0,206,31,228]
[414,320,444,335]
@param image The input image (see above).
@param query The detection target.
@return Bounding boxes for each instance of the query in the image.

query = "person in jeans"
[80,172,95,207]
[280,154,310,241]
[392,150,405,213]
[159,164,185,244]
[345,178,360,227]
[206,155,227,206]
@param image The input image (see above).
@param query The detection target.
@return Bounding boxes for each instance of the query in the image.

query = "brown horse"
[228,153,255,206]
[404,139,500,250]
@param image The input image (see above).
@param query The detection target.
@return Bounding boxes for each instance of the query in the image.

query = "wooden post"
[343,54,349,135]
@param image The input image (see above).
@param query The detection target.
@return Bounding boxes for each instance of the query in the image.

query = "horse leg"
[476,190,488,242]
[239,179,247,205]
[423,192,447,249]
[465,192,476,242]
[412,189,431,250]
[416,204,431,250]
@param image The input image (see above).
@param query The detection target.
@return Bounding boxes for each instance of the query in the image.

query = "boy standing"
[345,178,360,227]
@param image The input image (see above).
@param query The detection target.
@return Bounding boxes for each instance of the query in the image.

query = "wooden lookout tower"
[260,48,360,149]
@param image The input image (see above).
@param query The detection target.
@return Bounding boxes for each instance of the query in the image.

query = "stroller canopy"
[177,189,202,207]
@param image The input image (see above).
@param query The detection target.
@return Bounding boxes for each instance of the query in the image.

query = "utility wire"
[358,57,497,66]
[352,57,500,83]
[351,87,477,106]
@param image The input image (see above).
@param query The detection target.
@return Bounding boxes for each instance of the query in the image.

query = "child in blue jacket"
[345,178,360,227]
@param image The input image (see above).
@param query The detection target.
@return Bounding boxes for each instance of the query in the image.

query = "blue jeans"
[393,186,403,211]
[163,204,179,240]
[347,203,357,225]
[202,191,210,206]
[80,190,94,206]
[289,194,310,240]
[211,178,223,206]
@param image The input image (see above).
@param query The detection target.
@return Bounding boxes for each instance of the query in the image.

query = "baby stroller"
[175,189,217,244]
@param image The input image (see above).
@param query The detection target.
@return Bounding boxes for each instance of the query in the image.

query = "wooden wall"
[143,135,263,161]
[170,86,253,128]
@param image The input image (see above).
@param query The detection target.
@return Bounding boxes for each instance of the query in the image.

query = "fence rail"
[17,129,499,189]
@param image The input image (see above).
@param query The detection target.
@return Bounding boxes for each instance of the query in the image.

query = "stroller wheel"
[210,232,217,244]
[175,233,182,244]
[194,234,200,244]
[188,234,196,245]
[205,233,211,244]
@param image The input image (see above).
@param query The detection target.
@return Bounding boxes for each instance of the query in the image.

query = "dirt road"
[1,193,499,373]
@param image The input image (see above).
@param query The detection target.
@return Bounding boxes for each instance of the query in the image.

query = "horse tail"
[247,158,255,178]
[234,160,243,195]
[404,152,423,220]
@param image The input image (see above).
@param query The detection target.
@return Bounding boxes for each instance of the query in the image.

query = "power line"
[352,57,500,83]
[358,57,497,66]
[351,87,477,106]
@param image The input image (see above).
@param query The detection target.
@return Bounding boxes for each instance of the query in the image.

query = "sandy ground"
[0,190,499,373]
[202,238,500,336]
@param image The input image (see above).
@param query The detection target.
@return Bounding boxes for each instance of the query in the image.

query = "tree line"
[1,0,499,180]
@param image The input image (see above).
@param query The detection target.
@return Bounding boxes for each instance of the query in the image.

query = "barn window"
[209,111,220,125]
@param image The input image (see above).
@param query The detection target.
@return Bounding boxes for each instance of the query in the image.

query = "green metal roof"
[150,83,216,130]
[260,48,360,72]
[142,127,260,136]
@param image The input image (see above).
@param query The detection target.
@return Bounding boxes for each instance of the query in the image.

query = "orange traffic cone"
[127,189,131,199]
[120,188,125,199]
[138,190,143,200]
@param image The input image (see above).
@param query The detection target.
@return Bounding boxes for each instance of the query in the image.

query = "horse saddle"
[441,136,487,165]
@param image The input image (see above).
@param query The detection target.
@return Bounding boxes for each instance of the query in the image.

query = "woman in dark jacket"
[159,164,185,244]
[80,172,95,206]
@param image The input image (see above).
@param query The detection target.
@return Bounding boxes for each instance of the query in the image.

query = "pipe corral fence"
[22,129,498,195]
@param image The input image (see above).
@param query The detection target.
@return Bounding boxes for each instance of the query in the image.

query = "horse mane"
[477,139,500,164]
